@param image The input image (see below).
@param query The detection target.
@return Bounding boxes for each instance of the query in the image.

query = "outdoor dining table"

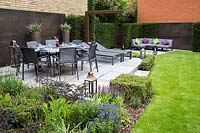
[34,43,88,77]
[34,43,87,53]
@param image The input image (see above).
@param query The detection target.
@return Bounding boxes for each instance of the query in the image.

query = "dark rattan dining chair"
[20,47,48,81]
[79,42,98,72]
[54,47,79,81]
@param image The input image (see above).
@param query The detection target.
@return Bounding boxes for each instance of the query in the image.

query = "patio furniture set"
[9,40,132,81]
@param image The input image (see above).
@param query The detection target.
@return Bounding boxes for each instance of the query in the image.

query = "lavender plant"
[88,104,122,132]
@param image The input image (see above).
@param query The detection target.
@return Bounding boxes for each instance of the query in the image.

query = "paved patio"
[0,56,141,87]
[0,50,173,87]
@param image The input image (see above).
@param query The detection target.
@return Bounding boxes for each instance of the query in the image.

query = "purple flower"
[109,112,118,120]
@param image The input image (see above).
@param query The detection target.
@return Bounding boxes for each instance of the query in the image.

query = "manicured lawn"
[132,51,200,133]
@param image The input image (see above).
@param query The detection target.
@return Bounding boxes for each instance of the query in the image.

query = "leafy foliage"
[193,22,200,52]
[65,15,85,41]
[69,101,100,128]
[130,96,141,108]
[95,23,117,48]
[0,76,25,96]
[26,23,42,32]
[60,23,71,31]
[139,54,155,71]
[88,104,122,132]
[0,110,20,131]
[110,74,152,102]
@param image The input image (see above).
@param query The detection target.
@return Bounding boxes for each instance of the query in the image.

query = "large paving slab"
[0,57,142,87]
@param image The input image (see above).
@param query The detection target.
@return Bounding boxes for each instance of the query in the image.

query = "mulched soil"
[120,95,153,133]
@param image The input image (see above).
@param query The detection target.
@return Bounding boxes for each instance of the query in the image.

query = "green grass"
[132,51,200,133]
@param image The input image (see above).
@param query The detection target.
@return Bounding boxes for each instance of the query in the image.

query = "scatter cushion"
[142,37,149,44]
[153,38,159,45]
[161,39,169,45]
[135,38,141,45]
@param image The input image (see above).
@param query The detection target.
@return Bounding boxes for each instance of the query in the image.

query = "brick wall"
[138,0,200,23]
[0,0,87,15]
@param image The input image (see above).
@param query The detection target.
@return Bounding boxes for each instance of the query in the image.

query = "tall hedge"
[122,23,157,49]
[65,15,85,41]
[122,23,143,49]
[143,23,157,38]
[193,23,200,52]
[95,23,117,48]
[88,0,96,40]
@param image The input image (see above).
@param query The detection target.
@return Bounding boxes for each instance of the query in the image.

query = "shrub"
[0,110,21,130]
[122,23,143,49]
[65,15,85,41]
[142,23,157,38]
[193,22,200,52]
[130,96,141,108]
[92,87,130,126]
[0,76,25,96]
[95,23,117,48]
[139,54,155,71]
[69,101,100,128]
[110,74,152,103]
[88,104,122,132]
[41,97,72,132]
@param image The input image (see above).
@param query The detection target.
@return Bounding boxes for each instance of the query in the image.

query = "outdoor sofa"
[131,38,173,51]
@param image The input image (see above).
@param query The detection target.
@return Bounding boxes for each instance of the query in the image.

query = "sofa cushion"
[153,38,159,45]
[161,39,169,45]
[142,37,149,44]
[135,38,141,45]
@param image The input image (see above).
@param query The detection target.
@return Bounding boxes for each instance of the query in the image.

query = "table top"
[35,43,87,53]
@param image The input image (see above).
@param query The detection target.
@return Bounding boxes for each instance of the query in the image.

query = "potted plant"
[26,23,42,43]
[60,23,71,43]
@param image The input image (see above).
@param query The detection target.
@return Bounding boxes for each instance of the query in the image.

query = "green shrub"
[65,15,85,41]
[41,97,72,132]
[95,23,117,48]
[110,74,152,103]
[3,96,44,125]
[88,104,122,132]
[0,76,25,96]
[122,23,143,49]
[93,92,130,126]
[142,23,157,38]
[139,54,155,71]
[69,101,100,127]
[130,96,141,108]
[193,22,200,52]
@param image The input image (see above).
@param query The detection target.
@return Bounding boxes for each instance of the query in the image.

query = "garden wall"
[0,8,65,66]
[0,0,87,15]
[157,23,193,50]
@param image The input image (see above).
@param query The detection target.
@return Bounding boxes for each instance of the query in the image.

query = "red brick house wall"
[138,0,200,23]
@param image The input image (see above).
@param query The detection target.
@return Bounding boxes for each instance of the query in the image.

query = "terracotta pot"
[31,31,41,43]
[62,30,70,43]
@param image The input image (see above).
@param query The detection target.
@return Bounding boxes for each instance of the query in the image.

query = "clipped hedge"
[122,23,157,49]
[143,23,157,38]
[65,15,85,41]
[122,23,143,49]
[110,74,152,102]
[193,23,200,52]
[139,54,155,71]
[95,23,117,48]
